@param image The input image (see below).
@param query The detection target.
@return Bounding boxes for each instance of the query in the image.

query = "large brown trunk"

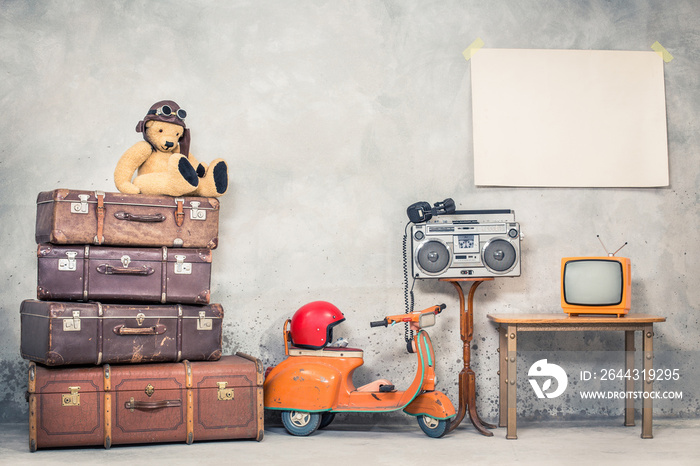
[35,189,219,249]
[26,354,264,451]
[20,300,223,366]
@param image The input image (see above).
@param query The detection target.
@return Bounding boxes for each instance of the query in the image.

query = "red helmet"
[290,301,346,350]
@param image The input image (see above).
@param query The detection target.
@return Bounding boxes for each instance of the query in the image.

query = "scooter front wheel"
[417,415,451,438]
[281,411,321,436]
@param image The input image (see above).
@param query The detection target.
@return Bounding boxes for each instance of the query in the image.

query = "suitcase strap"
[184,360,194,444]
[175,198,185,227]
[94,192,105,245]
[104,365,112,449]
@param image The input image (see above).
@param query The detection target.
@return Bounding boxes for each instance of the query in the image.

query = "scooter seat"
[321,346,363,352]
[289,346,364,358]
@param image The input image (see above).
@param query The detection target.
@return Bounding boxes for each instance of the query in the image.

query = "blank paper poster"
[470,49,669,187]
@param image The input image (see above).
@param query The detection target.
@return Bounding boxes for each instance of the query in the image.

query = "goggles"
[148,105,187,120]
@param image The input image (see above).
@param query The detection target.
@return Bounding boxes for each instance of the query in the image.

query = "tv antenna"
[597,235,627,257]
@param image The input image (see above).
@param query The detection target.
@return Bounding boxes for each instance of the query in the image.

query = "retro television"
[561,238,631,317]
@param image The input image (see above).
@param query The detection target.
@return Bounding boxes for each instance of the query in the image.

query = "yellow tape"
[651,41,673,63]
[463,37,485,61]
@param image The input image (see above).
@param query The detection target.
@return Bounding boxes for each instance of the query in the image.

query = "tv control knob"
[414,231,425,241]
[508,228,519,238]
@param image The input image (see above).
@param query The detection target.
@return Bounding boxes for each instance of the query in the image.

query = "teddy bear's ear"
[136,119,156,133]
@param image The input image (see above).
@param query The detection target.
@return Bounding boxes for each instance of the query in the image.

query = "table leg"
[499,325,507,428]
[506,324,517,439]
[624,330,635,427]
[642,324,654,439]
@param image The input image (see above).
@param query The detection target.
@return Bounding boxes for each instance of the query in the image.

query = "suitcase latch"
[58,251,78,271]
[121,255,131,268]
[217,382,234,401]
[62,386,81,406]
[174,255,192,275]
[197,311,212,331]
[71,195,90,214]
[63,311,81,332]
[189,201,206,221]
[135,312,146,326]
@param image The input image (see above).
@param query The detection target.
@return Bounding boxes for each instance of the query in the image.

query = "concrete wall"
[1,0,698,423]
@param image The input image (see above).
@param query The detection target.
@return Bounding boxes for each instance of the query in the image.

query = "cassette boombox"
[411,210,521,279]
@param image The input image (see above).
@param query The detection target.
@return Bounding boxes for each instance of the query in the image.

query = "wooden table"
[440,278,495,436]
[487,313,666,439]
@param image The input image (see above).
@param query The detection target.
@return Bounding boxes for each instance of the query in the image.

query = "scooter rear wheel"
[319,412,336,429]
[281,411,321,436]
[417,415,451,438]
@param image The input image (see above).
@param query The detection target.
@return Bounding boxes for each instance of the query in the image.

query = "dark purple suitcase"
[37,244,212,304]
[20,300,223,366]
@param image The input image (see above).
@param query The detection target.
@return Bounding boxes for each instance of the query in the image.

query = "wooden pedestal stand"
[440,277,496,436]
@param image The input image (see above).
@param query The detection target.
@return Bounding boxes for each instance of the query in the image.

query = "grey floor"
[2,418,699,465]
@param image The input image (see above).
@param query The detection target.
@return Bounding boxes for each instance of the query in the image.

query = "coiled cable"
[402,221,415,343]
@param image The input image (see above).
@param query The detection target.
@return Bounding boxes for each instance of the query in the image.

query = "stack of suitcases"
[20,189,264,451]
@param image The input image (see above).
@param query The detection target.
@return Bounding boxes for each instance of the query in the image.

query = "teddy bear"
[114,100,228,197]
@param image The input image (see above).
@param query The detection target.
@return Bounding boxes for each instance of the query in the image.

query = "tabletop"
[487,313,666,324]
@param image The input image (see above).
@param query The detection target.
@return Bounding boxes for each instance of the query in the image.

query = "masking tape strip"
[651,41,673,63]
[463,37,485,61]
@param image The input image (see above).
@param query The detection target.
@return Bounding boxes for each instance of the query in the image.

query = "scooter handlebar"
[371,304,446,328]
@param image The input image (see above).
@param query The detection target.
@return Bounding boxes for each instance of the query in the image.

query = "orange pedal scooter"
[264,303,456,437]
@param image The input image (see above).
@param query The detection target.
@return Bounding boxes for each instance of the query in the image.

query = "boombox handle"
[451,209,514,216]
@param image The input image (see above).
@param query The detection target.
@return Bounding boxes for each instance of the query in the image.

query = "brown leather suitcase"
[37,244,212,304]
[20,300,223,366]
[26,354,264,451]
[35,189,219,249]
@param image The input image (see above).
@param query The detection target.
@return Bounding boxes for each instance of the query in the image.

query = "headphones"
[406,198,456,223]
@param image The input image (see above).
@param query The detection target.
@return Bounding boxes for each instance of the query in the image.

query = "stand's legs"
[642,324,654,439]
[624,331,635,427]
[447,280,495,436]
[505,324,517,439]
[498,326,507,428]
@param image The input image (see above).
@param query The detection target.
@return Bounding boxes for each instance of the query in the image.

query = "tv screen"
[563,260,623,306]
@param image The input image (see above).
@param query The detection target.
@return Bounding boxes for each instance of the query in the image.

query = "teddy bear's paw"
[212,160,228,195]
[116,183,142,195]
[178,156,199,188]
[191,159,228,197]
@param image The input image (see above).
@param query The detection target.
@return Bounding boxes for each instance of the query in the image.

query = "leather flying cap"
[135,100,191,156]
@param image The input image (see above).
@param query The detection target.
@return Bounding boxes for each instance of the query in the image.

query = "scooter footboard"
[403,391,456,420]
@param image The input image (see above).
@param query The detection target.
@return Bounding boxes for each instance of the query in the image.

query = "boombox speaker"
[411,209,521,279]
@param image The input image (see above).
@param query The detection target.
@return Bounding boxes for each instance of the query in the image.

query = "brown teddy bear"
[114,100,228,197]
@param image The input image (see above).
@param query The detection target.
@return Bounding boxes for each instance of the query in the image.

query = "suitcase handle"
[113,324,167,335]
[96,264,155,276]
[114,211,167,223]
[124,398,182,410]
